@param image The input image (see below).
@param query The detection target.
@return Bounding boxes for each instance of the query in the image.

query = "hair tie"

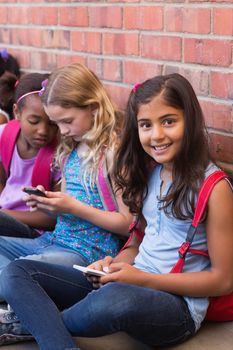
[132,83,141,92]
[14,80,19,89]
[0,49,9,62]
[38,79,48,97]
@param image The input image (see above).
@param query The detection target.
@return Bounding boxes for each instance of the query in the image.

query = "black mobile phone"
[22,187,46,197]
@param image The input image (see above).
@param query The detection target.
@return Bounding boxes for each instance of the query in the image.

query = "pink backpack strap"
[0,120,21,176]
[170,170,227,273]
[31,138,58,190]
[0,119,57,191]
[97,156,118,212]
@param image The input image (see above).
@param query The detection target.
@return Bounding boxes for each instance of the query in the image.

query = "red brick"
[201,101,233,132]
[57,55,86,68]
[123,61,162,85]
[59,7,88,27]
[164,68,209,96]
[0,7,8,24]
[106,84,131,110]
[71,31,101,54]
[211,72,233,99]
[209,133,233,163]
[11,28,42,47]
[103,59,121,82]
[165,7,210,34]
[30,7,58,25]
[7,7,29,24]
[124,6,163,30]
[0,29,11,45]
[108,0,139,3]
[141,35,181,61]
[89,7,122,28]
[87,57,103,79]
[213,9,233,36]
[184,39,232,67]
[103,33,139,55]
[43,30,70,49]
[30,51,58,72]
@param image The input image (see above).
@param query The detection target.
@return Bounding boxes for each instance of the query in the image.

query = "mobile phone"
[73,264,107,277]
[22,187,46,197]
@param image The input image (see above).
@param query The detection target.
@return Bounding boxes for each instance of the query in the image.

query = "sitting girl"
[0,72,60,238]
[0,73,232,349]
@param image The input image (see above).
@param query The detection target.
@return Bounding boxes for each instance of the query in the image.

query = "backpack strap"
[170,170,227,273]
[97,156,118,212]
[0,119,57,191]
[0,119,21,176]
[31,138,58,190]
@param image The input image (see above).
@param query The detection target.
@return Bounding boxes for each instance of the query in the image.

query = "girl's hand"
[22,185,46,212]
[24,189,77,215]
[99,262,144,286]
[86,256,114,288]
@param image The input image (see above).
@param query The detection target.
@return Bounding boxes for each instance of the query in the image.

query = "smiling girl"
[0,73,232,350]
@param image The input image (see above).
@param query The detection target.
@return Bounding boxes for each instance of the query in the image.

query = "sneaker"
[0,308,19,324]
[0,311,33,346]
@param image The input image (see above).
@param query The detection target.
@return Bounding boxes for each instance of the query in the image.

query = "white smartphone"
[73,264,107,277]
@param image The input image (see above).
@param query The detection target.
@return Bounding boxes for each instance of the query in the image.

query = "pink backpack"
[126,170,233,321]
[0,119,57,190]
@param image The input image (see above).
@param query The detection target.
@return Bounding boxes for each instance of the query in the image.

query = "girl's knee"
[1,260,31,291]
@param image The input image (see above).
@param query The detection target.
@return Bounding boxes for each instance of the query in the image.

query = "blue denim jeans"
[1,259,196,350]
[0,233,88,299]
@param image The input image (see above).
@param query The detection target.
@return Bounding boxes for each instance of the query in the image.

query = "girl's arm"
[89,227,143,272]
[2,180,61,230]
[27,190,132,236]
[100,180,233,298]
[0,162,6,193]
[25,156,133,236]
[0,208,56,230]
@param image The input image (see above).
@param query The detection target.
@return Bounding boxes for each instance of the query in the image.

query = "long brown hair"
[114,73,212,219]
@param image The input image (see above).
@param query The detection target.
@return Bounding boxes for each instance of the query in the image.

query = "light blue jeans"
[1,259,196,350]
[0,232,88,299]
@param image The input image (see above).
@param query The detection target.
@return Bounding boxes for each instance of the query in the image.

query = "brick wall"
[0,0,232,171]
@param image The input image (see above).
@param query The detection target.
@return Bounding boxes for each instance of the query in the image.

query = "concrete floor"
[1,321,233,350]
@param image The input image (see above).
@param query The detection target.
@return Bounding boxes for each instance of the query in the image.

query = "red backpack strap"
[31,138,58,191]
[0,120,21,176]
[170,170,227,273]
[96,157,118,212]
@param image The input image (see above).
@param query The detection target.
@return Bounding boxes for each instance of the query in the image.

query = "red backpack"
[128,170,233,322]
[0,120,58,190]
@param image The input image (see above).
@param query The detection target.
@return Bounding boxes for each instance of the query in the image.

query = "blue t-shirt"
[134,163,219,331]
[47,149,121,263]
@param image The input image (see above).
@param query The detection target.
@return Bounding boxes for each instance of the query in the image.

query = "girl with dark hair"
[0,74,232,350]
[0,72,60,238]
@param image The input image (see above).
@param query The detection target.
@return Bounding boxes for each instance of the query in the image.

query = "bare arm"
[0,162,6,193]
[0,208,56,230]
[100,180,233,298]
[26,153,133,236]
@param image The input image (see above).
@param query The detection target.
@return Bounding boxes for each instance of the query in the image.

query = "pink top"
[0,124,60,211]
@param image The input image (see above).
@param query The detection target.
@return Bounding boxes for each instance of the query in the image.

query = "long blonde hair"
[42,63,122,187]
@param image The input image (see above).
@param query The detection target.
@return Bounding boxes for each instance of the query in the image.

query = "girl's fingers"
[102,256,114,273]
[36,203,55,212]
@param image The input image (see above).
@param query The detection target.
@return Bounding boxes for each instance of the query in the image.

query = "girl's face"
[44,105,93,142]
[137,94,185,170]
[16,95,58,150]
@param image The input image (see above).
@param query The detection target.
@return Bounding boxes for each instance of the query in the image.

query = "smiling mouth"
[152,143,171,151]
